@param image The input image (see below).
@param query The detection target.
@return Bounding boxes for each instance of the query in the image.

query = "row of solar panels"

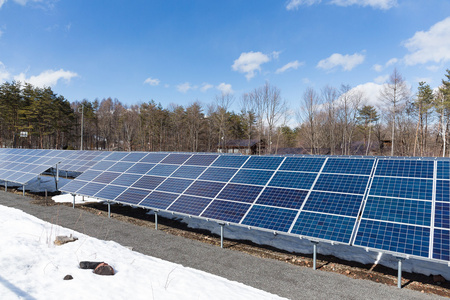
[56,151,450,264]
[0,148,112,185]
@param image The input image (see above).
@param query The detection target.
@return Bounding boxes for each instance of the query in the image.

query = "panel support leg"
[22,185,25,196]
[397,257,405,288]
[107,201,111,218]
[154,210,159,230]
[4,181,7,192]
[219,223,225,248]
[312,241,319,270]
[71,193,75,208]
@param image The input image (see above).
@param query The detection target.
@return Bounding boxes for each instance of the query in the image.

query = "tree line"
[0,69,450,157]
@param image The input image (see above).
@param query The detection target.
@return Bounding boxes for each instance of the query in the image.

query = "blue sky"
[0,0,450,112]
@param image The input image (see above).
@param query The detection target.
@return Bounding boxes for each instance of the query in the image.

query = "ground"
[20,190,450,298]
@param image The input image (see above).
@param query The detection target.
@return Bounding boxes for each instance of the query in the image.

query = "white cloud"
[216,83,233,95]
[276,60,303,74]
[403,17,450,66]
[0,62,10,82]
[286,0,321,10]
[177,82,196,93]
[144,77,160,86]
[330,0,397,10]
[317,52,365,71]
[373,64,383,72]
[0,0,6,8]
[232,51,270,80]
[374,74,389,84]
[373,58,398,72]
[14,69,78,87]
[200,83,213,92]
[386,58,398,66]
[351,82,385,107]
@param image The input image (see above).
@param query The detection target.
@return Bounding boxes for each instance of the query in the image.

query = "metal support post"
[22,185,25,196]
[108,201,111,218]
[397,257,405,288]
[4,181,7,192]
[312,241,319,270]
[82,195,85,202]
[55,164,59,190]
[154,210,159,230]
[219,223,225,248]
[72,194,76,208]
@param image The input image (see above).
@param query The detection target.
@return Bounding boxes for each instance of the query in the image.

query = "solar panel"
[202,200,250,223]
[241,205,297,232]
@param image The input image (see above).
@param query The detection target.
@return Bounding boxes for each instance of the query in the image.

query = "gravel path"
[0,191,444,300]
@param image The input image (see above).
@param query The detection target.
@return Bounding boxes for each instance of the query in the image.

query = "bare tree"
[298,87,321,154]
[321,85,338,154]
[379,68,410,156]
[214,93,234,152]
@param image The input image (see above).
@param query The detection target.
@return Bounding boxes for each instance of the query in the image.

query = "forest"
[0,68,450,157]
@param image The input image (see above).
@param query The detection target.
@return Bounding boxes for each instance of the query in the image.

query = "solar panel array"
[58,150,112,173]
[0,148,72,185]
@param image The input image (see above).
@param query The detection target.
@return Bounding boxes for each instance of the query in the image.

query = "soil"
[23,191,450,298]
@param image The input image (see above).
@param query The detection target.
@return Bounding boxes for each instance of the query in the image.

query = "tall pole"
[79,103,84,150]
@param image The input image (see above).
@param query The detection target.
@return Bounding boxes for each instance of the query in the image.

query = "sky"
[0,0,450,113]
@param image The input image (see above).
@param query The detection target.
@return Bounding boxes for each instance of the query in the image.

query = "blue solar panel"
[314,174,369,195]
[92,172,121,184]
[168,195,211,215]
[369,177,433,200]
[132,175,165,190]
[256,187,307,209]
[242,205,297,232]
[375,159,434,178]
[437,161,450,180]
[435,202,450,229]
[161,153,191,164]
[140,153,167,163]
[139,191,178,209]
[302,192,363,217]
[279,157,325,172]
[146,164,178,176]
[231,169,274,186]
[201,200,250,223]
[105,152,129,161]
[184,154,218,166]
[269,171,317,190]
[121,152,148,162]
[77,182,107,197]
[184,181,225,198]
[323,158,374,175]
[107,162,134,172]
[363,196,431,226]
[171,166,206,179]
[436,180,450,202]
[155,178,193,193]
[242,156,283,170]
[60,180,87,193]
[127,163,156,175]
[198,167,238,182]
[217,184,263,203]
[94,185,127,201]
[354,219,430,258]
[115,188,150,205]
[211,155,248,168]
[433,229,450,261]
[90,160,116,171]
[291,212,356,244]
[110,173,141,187]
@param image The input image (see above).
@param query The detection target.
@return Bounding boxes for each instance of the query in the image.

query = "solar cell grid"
[302,191,363,217]
[255,187,307,209]
[201,200,250,223]
[92,172,121,184]
[139,191,179,209]
[107,162,134,172]
[155,178,193,194]
[168,195,212,216]
[161,153,191,164]
[369,177,433,200]
[242,156,283,170]
[94,185,127,201]
[436,180,450,202]
[434,202,450,229]
[437,161,450,180]
[132,175,165,190]
[290,212,356,244]
[146,164,178,176]
[77,182,107,197]
[375,159,434,178]
[171,166,206,179]
[217,184,263,203]
[242,205,297,232]
[279,157,325,172]
[198,167,238,182]
[184,180,225,198]
[363,196,431,226]
[184,154,218,166]
[104,152,129,161]
[314,174,369,195]
[90,160,116,171]
[354,219,430,258]
[121,152,147,162]
[269,171,317,190]
[110,173,141,187]
[433,229,450,261]
[139,153,167,163]
[75,170,103,181]
[211,155,248,168]
[322,158,374,175]
[115,188,150,205]
[231,169,274,186]
[60,180,87,193]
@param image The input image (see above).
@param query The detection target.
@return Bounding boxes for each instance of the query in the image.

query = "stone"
[63,275,73,280]
[54,234,78,246]
[94,263,115,276]
[79,261,103,269]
